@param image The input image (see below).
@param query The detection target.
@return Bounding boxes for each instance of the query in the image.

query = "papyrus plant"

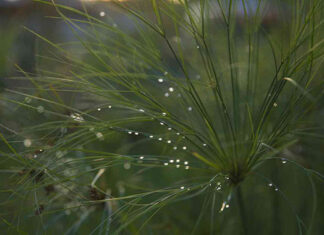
[1,0,323,234]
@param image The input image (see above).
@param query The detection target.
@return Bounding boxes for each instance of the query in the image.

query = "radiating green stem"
[237,185,248,235]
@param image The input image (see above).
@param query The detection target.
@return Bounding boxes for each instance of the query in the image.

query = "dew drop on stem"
[124,162,131,170]
[96,132,104,141]
[70,113,84,122]
[24,139,32,148]
[24,97,32,103]
[37,106,44,113]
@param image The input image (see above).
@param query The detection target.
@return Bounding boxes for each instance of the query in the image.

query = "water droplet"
[160,122,164,125]
[164,92,169,97]
[37,106,44,113]
[134,132,139,135]
[188,107,192,111]
[168,127,172,131]
[169,87,174,92]
[176,165,180,168]
[173,146,177,150]
[225,204,229,208]
[182,146,187,150]
[124,162,131,170]
[273,103,278,107]
[169,159,174,163]
[139,109,144,112]
[162,112,167,116]
[24,139,32,147]
[180,186,185,190]
[176,132,180,135]
[70,113,84,122]
[108,105,112,109]
[164,162,169,166]
[275,188,279,191]
[176,159,180,163]
[203,143,207,147]
[128,131,132,134]
[268,183,273,187]
[164,71,168,76]
[24,97,32,103]
[184,161,188,165]
[96,132,104,141]
[99,11,106,17]
[196,45,200,49]
[281,158,287,164]
[158,137,163,141]
[185,166,190,170]
[158,78,164,83]
[219,202,226,212]
[97,108,101,111]
[149,135,153,138]
[139,156,144,160]
[167,140,172,144]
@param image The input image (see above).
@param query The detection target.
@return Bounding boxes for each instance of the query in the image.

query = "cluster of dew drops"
[68,102,198,170]
[78,71,208,169]
[22,71,283,214]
